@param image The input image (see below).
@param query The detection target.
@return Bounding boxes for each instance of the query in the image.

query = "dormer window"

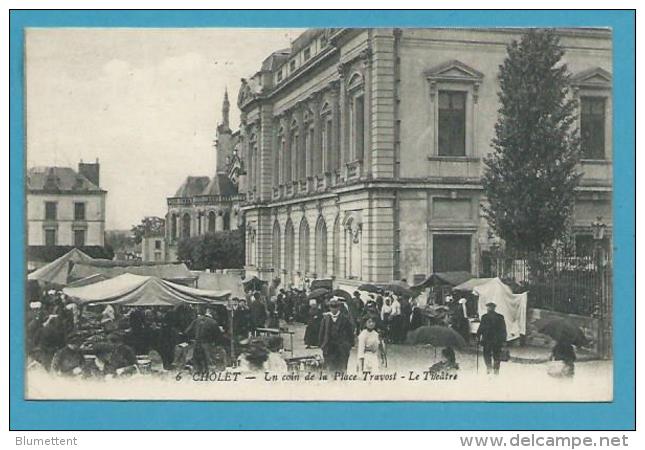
[304,47,311,61]
[277,70,283,83]
[290,60,296,72]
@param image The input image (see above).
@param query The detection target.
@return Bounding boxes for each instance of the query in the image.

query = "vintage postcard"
[23,26,614,402]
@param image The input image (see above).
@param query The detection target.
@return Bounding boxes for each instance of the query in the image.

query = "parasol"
[331,289,352,301]
[535,318,589,347]
[306,288,330,300]
[384,280,413,297]
[405,325,467,349]
[358,283,382,294]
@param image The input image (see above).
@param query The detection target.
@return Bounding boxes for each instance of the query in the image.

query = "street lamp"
[591,216,610,359]
[591,216,607,268]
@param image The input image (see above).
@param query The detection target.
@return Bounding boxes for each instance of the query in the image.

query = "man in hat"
[476,301,507,374]
[318,296,354,372]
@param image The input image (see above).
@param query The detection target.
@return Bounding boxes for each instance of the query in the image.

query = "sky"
[25,28,302,230]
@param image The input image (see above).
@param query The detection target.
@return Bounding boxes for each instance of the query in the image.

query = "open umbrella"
[406,325,467,349]
[331,289,352,301]
[358,283,382,294]
[535,318,589,347]
[307,288,330,300]
[242,276,267,293]
[384,280,413,297]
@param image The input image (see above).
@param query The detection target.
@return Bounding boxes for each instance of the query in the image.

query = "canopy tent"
[63,273,230,307]
[242,276,267,293]
[452,277,495,292]
[412,271,474,290]
[66,273,108,288]
[457,277,528,342]
[196,272,246,299]
[27,248,95,285]
[69,261,197,286]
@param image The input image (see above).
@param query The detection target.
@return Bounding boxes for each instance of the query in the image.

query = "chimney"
[78,158,100,187]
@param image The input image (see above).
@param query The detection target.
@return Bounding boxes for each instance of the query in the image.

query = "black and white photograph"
[23,26,614,402]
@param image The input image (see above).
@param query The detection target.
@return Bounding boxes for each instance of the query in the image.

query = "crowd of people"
[25,280,578,380]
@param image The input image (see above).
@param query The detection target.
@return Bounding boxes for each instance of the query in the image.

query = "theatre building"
[237,28,612,289]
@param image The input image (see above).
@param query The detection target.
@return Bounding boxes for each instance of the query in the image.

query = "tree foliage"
[177,230,245,270]
[131,216,165,244]
[482,29,581,253]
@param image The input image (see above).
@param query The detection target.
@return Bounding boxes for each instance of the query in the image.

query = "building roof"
[200,173,238,197]
[27,166,103,193]
[173,176,211,197]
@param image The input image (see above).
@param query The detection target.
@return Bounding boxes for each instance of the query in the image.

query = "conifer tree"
[483,29,581,253]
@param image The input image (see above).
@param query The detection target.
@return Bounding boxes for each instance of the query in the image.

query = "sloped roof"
[174,176,211,197]
[200,174,238,197]
[261,49,290,71]
[27,167,103,193]
[27,248,95,285]
[69,261,197,283]
[63,273,230,307]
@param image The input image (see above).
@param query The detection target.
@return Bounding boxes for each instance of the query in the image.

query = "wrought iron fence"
[481,250,612,318]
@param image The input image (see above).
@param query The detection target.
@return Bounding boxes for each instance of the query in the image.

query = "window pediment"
[424,60,484,83]
[571,67,612,90]
[425,60,484,103]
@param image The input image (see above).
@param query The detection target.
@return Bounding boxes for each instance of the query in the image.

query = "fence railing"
[481,250,612,318]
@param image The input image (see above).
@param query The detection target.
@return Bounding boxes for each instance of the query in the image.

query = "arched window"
[248,133,257,191]
[171,213,178,240]
[223,210,231,231]
[290,119,299,181]
[299,217,310,273]
[315,216,328,276]
[333,214,341,276]
[182,213,191,239]
[320,102,331,172]
[347,73,365,162]
[272,221,281,270]
[284,219,295,272]
[275,127,284,186]
[303,111,313,178]
[208,211,216,233]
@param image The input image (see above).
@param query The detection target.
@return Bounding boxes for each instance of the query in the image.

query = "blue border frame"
[9,10,635,430]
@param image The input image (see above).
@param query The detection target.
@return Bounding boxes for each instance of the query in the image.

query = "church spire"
[221,88,230,129]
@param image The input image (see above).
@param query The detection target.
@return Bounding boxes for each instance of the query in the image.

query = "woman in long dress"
[357,317,382,372]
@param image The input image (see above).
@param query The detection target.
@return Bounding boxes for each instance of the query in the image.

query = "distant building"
[27,160,107,248]
[139,217,167,263]
[236,28,612,288]
[165,91,246,261]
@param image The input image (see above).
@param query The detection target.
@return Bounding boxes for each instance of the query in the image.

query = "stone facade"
[237,28,613,289]
[27,161,107,247]
[165,91,246,261]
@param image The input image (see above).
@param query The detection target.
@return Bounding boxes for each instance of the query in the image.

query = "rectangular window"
[155,240,162,250]
[74,202,86,220]
[45,201,57,221]
[74,229,86,247]
[580,97,606,159]
[433,234,471,273]
[277,70,283,83]
[438,91,466,156]
[45,229,56,246]
[354,95,365,160]
[303,47,311,61]
[289,60,296,72]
